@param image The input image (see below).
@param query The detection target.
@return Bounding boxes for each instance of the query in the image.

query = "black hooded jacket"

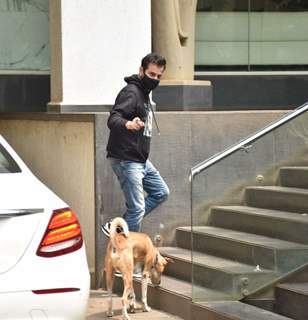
[106,75,154,163]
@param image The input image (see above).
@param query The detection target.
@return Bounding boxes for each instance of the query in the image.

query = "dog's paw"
[142,305,152,312]
[122,315,131,320]
[106,310,114,317]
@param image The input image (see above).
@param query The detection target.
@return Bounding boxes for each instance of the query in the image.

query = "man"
[102,53,169,237]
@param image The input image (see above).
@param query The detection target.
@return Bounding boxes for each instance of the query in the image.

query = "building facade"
[0,0,306,287]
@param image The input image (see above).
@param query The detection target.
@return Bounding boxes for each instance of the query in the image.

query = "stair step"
[113,275,192,319]
[150,274,231,301]
[277,282,308,296]
[159,246,273,297]
[245,298,276,313]
[160,246,271,274]
[275,282,308,320]
[176,226,308,270]
[157,275,231,301]
[113,275,296,319]
[210,205,308,244]
[113,274,231,320]
[194,301,292,320]
[280,166,308,189]
[245,186,308,213]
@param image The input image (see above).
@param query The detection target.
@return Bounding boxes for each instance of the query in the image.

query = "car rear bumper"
[0,286,89,319]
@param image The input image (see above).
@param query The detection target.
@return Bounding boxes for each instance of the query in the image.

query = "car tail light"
[37,208,83,257]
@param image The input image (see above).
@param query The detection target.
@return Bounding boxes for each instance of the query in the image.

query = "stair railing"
[189,100,308,301]
[190,101,308,180]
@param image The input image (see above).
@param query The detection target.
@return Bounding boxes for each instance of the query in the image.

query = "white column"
[48,0,151,112]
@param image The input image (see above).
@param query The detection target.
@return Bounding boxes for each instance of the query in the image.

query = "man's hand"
[125,117,145,131]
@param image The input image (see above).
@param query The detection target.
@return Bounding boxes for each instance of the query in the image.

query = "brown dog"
[104,217,171,320]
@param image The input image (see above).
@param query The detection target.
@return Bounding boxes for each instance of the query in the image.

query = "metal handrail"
[189,100,308,302]
[190,100,308,180]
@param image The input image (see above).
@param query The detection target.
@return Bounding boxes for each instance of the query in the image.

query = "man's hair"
[141,53,166,71]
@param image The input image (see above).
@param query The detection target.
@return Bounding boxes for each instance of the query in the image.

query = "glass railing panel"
[191,109,308,302]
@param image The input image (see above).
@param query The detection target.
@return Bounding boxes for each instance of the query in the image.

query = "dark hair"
[141,53,166,71]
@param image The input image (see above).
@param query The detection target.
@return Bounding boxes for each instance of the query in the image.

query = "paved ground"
[86,290,181,320]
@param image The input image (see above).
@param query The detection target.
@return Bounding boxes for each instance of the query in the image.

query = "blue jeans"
[109,158,169,232]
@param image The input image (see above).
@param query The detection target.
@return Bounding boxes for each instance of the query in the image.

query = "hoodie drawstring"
[149,102,160,136]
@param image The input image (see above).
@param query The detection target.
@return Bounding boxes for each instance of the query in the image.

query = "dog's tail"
[110,217,129,244]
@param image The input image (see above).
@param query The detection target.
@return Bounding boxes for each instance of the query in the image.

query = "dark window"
[197,0,247,12]
[196,0,308,70]
[197,0,308,12]
[0,144,21,173]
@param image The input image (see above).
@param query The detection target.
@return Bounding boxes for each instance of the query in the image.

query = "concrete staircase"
[114,166,308,319]
[275,282,308,319]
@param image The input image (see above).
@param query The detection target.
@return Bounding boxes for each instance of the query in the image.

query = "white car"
[0,135,90,319]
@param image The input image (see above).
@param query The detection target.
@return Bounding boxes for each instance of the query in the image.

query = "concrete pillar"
[152,0,212,110]
[152,0,197,81]
[48,0,151,112]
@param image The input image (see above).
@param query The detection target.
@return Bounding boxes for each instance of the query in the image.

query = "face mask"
[141,73,160,92]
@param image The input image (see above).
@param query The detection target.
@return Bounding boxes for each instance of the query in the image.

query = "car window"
[0,144,21,173]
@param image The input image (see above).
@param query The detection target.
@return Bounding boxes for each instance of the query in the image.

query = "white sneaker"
[101,221,111,237]
[114,271,141,279]
[133,265,142,279]
[133,272,142,279]
[101,220,123,238]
